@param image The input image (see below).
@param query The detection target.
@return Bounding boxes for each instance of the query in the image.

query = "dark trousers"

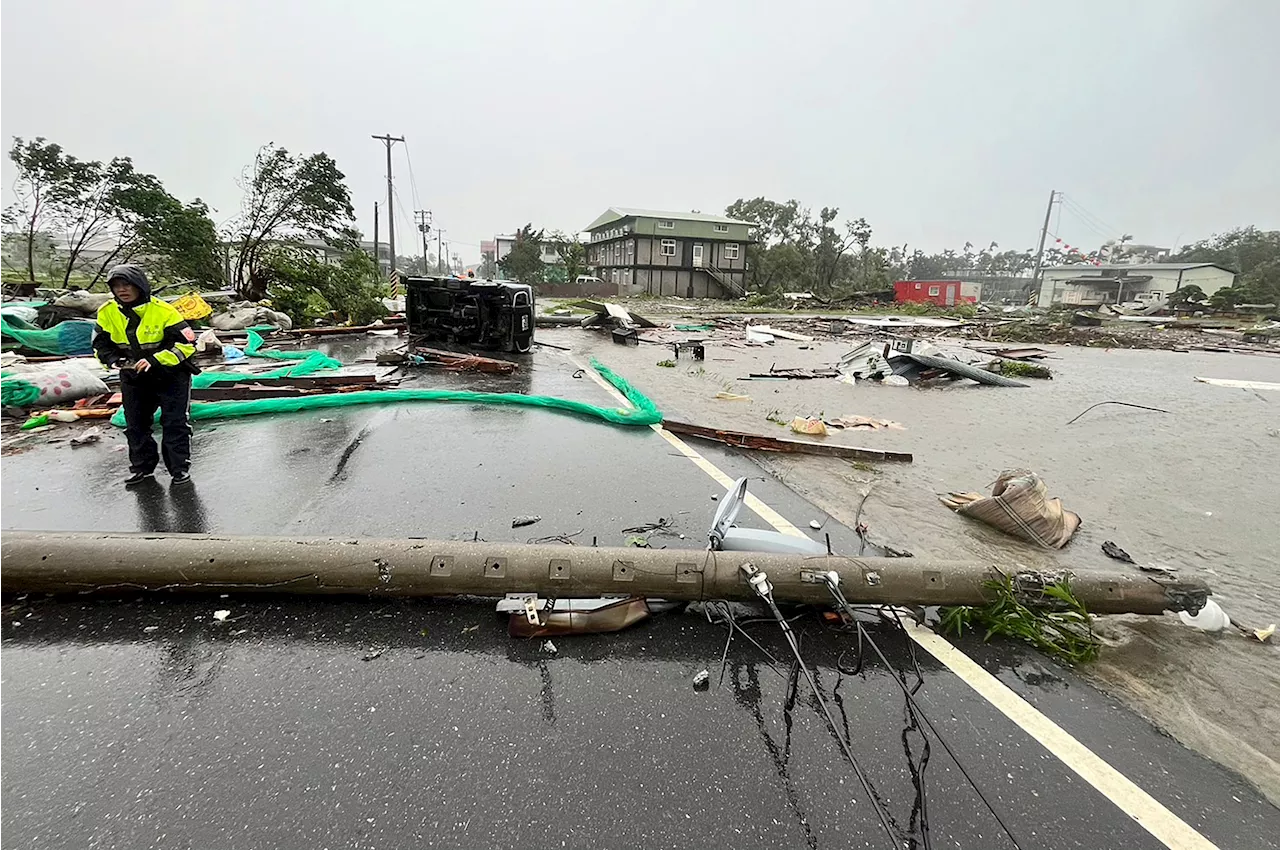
[121,370,192,476]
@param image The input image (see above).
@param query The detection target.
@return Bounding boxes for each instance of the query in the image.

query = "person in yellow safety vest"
[93,264,200,487]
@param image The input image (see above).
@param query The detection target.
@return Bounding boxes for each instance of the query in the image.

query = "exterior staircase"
[704,265,745,298]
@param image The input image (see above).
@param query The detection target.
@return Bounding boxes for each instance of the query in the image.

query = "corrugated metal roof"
[585,207,754,231]
[1043,263,1236,272]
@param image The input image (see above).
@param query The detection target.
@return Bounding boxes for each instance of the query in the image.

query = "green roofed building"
[583,207,754,298]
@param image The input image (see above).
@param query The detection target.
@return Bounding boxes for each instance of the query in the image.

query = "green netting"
[1,316,96,356]
[0,373,41,407]
[193,330,342,388]
[243,330,341,367]
[111,357,662,429]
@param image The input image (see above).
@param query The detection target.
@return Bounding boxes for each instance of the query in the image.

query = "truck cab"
[404,276,535,353]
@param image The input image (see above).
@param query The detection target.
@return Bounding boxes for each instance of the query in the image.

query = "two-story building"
[583,208,753,298]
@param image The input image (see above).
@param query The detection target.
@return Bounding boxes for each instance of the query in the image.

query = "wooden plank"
[191,383,388,401]
[412,346,518,374]
[661,419,912,462]
[201,374,378,389]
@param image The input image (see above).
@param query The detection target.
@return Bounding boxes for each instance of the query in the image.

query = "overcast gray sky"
[3,0,1277,264]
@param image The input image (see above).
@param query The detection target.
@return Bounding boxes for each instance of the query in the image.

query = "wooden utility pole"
[436,229,447,273]
[1030,189,1059,294]
[0,531,1209,614]
[371,134,405,274]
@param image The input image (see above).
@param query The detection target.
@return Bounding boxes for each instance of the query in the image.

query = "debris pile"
[940,470,1081,549]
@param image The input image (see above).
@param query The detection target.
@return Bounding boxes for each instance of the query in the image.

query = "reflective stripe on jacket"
[95,299,195,368]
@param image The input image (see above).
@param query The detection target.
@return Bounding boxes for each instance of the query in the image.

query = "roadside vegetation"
[2,136,386,328]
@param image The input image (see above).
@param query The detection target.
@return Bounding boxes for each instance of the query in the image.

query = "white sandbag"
[210,301,293,331]
[53,290,112,314]
[195,329,221,352]
[0,305,40,324]
[8,360,109,407]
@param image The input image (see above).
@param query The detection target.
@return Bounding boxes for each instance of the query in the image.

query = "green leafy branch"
[939,572,1100,664]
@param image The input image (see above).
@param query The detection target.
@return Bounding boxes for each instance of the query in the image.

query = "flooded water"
[557,327,1280,802]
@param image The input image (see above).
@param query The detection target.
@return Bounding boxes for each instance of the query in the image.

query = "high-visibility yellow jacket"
[94,298,196,371]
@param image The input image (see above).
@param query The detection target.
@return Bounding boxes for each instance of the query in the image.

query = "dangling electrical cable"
[741,564,902,849]
[818,572,1025,850]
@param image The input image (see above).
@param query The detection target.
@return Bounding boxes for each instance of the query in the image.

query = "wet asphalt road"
[3,344,1278,849]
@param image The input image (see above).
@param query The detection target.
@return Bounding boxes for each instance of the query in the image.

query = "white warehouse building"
[1037,263,1235,308]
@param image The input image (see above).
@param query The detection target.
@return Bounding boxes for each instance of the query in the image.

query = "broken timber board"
[661,419,912,462]
[287,322,405,337]
[412,346,518,374]
[192,383,389,401]
[199,374,379,389]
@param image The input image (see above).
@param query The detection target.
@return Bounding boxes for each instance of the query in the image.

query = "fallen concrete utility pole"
[0,531,1208,614]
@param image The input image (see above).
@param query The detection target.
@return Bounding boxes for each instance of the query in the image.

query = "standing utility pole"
[415,210,433,275]
[1030,189,1059,289]
[371,134,405,274]
[436,229,447,274]
[372,202,380,276]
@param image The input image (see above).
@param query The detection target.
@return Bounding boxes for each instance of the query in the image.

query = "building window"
[658,220,675,229]
[724,243,739,260]
[714,224,729,233]
[928,285,940,296]
[660,239,676,257]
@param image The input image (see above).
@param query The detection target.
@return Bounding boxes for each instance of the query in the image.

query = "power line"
[391,185,416,255]
[1060,194,1122,238]
[1063,196,1120,235]
[401,140,422,212]
[1060,204,1113,240]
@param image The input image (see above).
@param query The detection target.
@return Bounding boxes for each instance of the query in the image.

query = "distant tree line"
[3,136,388,326]
[496,225,585,287]
[2,137,221,287]
[725,197,1280,308]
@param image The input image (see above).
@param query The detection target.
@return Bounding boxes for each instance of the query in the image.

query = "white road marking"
[576,353,1219,850]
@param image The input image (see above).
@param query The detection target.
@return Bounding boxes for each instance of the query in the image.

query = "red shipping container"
[895,280,964,306]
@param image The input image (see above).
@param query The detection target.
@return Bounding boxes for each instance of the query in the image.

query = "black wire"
[757,587,902,849]
[834,598,1025,850]
[704,601,785,678]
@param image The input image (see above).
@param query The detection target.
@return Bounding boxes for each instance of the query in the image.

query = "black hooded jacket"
[92,265,199,375]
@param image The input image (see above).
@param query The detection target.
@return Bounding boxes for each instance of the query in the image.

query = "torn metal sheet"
[745,325,814,342]
[508,596,657,637]
[1193,376,1280,391]
[895,352,1028,387]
